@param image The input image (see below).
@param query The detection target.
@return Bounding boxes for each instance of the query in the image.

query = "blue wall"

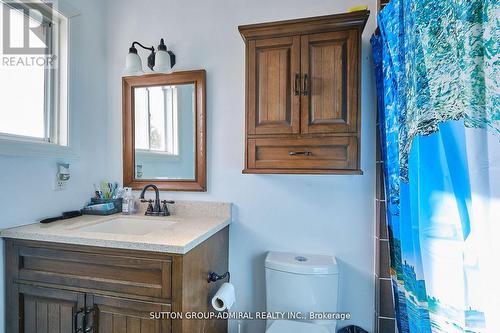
[104,0,378,332]
[0,1,109,331]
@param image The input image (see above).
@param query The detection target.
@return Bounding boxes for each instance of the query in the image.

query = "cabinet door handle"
[289,151,313,156]
[84,305,98,333]
[303,74,309,96]
[74,308,85,333]
[294,73,301,96]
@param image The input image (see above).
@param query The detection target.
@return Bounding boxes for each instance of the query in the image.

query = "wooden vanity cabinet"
[4,227,229,333]
[239,10,369,174]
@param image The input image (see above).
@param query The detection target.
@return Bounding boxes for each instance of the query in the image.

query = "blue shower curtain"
[372,0,499,332]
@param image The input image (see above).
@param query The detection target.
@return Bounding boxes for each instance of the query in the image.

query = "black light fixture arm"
[130,41,154,52]
[129,41,156,71]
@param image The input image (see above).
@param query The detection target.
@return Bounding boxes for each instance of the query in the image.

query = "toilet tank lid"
[265,252,339,275]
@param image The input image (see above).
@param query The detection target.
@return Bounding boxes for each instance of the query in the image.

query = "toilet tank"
[265,252,339,316]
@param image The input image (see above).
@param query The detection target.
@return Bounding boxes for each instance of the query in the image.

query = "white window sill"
[0,137,79,159]
[135,150,180,162]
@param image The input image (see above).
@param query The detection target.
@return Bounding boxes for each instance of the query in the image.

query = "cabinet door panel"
[248,36,300,135]
[87,294,171,333]
[301,30,359,134]
[14,284,85,333]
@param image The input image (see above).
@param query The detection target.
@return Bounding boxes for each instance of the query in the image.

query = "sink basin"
[77,217,177,236]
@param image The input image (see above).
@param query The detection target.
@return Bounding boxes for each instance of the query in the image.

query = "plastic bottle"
[121,187,135,215]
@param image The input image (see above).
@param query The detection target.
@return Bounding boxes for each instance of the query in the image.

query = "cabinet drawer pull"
[303,74,309,96]
[294,73,301,96]
[289,151,313,156]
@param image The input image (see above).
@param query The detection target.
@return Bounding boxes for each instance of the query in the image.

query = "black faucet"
[139,184,174,216]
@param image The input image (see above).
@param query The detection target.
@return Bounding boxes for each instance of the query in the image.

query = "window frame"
[0,0,77,157]
[134,85,180,157]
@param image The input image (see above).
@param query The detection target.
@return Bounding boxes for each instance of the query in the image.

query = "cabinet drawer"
[247,137,358,172]
[17,246,172,300]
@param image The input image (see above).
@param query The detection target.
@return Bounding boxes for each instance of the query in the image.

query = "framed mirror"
[122,70,206,191]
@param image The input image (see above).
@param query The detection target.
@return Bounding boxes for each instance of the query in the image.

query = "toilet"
[265,252,340,333]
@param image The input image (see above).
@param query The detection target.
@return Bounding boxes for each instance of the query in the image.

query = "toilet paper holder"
[207,271,230,283]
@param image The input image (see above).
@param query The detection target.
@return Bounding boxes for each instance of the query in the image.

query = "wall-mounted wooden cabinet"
[239,10,369,174]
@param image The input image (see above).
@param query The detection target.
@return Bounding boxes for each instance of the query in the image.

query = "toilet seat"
[266,320,330,333]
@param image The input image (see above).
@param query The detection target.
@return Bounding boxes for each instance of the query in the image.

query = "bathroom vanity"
[1,201,231,333]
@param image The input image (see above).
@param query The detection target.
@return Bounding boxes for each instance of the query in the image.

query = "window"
[0,1,68,146]
[134,86,179,156]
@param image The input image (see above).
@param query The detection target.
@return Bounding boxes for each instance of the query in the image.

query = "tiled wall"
[375,0,396,325]
[375,133,396,332]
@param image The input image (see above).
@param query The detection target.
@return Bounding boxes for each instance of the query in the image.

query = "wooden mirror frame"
[122,70,206,191]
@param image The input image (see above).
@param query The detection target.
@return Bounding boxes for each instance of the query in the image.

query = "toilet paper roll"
[211,282,235,311]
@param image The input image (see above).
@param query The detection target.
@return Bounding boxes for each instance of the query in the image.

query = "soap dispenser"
[121,188,137,215]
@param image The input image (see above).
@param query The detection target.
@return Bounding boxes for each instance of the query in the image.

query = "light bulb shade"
[124,52,144,76]
[155,50,172,73]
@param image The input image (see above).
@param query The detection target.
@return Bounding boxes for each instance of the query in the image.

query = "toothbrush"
[111,182,118,198]
[101,181,110,199]
[94,184,103,199]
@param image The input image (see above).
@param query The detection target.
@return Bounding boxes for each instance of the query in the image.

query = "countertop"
[0,200,231,254]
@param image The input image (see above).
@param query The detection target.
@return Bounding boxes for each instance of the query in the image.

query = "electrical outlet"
[54,162,70,191]
[54,179,67,191]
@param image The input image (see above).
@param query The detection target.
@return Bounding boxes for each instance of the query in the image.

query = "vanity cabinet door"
[247,36,301,135]
[9,283,85,333]
[87,294,172,333]
[300,29,360,134]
